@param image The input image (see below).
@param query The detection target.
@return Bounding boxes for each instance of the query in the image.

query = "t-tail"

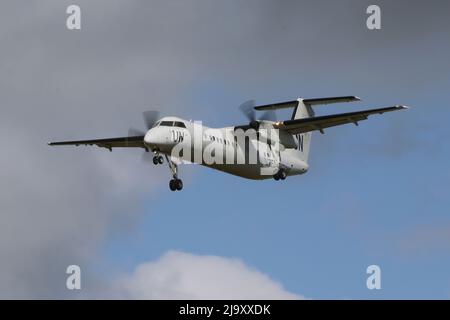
[291,99,314,163]
[254,96,362,164]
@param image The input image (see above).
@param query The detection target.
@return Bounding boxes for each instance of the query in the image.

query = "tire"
[175,179,183,191]
[273,174,280,181]
[169,179,177,191]
[158,156,164,164]
[153,156,159,165]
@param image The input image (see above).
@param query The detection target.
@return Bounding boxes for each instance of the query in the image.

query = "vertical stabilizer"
[291,99,314,162]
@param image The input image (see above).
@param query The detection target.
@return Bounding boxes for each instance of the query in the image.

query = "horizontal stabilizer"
[303,96,361,106]
[254,96,360,111]
[254,100,298,111]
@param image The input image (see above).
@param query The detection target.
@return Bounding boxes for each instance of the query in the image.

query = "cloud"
[108,251,303,299]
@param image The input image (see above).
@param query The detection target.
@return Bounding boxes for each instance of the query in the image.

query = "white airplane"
[49,96,408,191]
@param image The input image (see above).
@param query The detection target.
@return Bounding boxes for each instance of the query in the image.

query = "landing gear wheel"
[166,155,183,191]
[274,170,286,181]
[153,155,164,165]
[169,179,183,191]
[169,179,177,191]
[153,154,164,165]
[175,179,183,191]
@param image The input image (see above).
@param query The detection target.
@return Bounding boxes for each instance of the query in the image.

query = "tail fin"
[291,99,314,163]
[254,96,361,162]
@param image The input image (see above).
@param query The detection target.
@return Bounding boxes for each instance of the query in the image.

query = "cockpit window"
[153,121,161,128]
[160,121,173,127]
[174,121,186,128]
[158,121,186,128]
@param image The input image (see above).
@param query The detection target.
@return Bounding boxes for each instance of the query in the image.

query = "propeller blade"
[128,127,145,137]
[142,111,160,130]
[259,110,277,121]
[238,100,256,122]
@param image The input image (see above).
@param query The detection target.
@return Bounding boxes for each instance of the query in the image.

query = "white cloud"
[110,251,303,300]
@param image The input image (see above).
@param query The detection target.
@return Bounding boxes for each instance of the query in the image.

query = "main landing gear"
[165,154,183,192]
[273,170,287,181]
[169,178,183,191]
[152,152,183,191]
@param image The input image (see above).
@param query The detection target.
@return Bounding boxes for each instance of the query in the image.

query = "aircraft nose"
[144,129,160,147]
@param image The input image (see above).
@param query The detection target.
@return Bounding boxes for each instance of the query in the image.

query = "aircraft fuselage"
[144,116,308,180]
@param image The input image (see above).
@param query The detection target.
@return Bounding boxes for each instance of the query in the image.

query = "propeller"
[239,100,257,122]
[238,100,276,130]
[259,109,276,121]
[128,110,160,162]
[143,111,160,130]
[128,110,160,137]
[128,127,145,137]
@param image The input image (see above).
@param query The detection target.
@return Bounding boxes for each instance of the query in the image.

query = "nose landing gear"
[152,154,164,165]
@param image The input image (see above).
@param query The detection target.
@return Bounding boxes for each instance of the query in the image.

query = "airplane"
[48,96,408,191]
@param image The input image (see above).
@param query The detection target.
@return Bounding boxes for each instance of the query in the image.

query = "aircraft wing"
[48,135,146,151]
[273,105,408,135]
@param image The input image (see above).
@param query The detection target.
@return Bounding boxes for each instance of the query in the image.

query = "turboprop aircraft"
[48,96,408,191]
